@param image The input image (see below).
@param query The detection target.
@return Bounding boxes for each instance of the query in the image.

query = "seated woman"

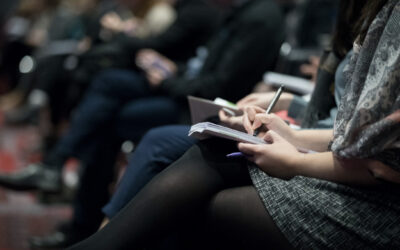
[100,46,348,221]
[70,0,400,249]
[101,0,355,223]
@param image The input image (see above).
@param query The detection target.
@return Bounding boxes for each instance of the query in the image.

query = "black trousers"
[69,139,293,250]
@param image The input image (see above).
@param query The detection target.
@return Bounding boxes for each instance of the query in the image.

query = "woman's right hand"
[243,106,296,144]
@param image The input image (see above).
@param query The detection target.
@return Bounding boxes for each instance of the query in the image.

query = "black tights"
[68,139,293,250]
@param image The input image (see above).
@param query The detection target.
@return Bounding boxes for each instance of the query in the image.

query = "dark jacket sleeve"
[161,5,285,102]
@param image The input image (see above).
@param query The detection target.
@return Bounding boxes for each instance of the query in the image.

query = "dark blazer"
[161,0,286,102]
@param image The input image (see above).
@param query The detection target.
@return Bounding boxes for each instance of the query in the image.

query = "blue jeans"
[51,69,180,162]
[47,69,181,232]
[102,125,197,218]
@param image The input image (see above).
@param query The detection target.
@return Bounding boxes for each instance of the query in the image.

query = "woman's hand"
[218,110,245,132]
[242,106,296,143]
[238,131,302,179]
[243,106,267,136]
[348,159,400,185]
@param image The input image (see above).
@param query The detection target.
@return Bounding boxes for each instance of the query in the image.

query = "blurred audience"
[0,0,177,141]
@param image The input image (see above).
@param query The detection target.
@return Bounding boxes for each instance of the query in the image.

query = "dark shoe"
[0,163,62,193]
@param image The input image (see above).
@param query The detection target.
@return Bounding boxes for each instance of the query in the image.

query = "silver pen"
[253,85,284,136]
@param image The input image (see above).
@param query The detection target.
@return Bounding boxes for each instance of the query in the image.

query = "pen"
[222,107,236,117]
[226,152,246,158]
[227,147,315,159]
[253,85,284,136]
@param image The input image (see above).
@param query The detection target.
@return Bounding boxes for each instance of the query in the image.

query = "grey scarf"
[331,0,400,171]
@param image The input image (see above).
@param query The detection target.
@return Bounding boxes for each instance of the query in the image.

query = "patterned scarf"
[331,0,400,171]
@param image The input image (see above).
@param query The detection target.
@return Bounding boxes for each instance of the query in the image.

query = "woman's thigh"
[207,186,294,250]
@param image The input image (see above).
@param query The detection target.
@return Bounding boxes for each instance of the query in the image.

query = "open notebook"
[189,122,315,153]
[189,122,266,144]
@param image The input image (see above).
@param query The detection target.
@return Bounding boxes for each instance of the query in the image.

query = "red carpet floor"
[0,115,73,250]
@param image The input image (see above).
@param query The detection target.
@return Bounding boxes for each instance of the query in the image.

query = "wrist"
[287,152,305,176]
[281,126,298,146]
[293,128,305,147]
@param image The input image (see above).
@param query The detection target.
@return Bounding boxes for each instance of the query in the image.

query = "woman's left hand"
[218,110,245,132]
[238,130,302,179]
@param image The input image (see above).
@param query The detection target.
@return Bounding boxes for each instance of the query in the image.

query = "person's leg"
[29,129,122,249]
[0,69,151,192]
[56,99,182,233]
[30,104,184,248]
[68,139,251,250]
[48,69,151,162]
[207,186,293,250]
[71,135,121,235]
[29,98,182,248]
[102,125,197,219]
[115,97,181,141]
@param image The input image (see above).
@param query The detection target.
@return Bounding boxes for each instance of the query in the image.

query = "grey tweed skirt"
[249,166,400,249]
